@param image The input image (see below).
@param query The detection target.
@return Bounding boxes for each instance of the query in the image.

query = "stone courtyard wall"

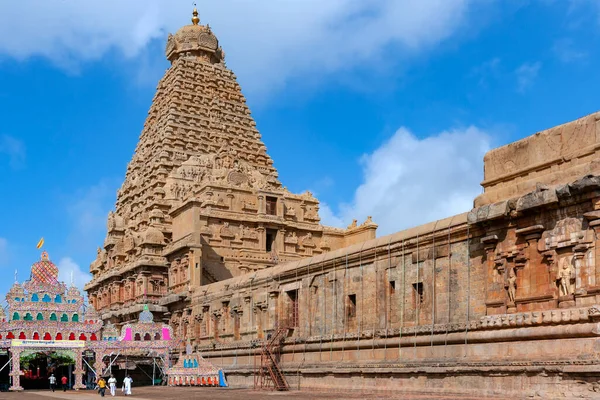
[182,173,600,397]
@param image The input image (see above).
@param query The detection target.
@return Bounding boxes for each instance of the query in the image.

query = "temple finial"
[192,5,200,25]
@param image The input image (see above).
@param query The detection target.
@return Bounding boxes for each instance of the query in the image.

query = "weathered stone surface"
[467,200,510,224]
[475,111,600,207]
[569,174,600,193]
[516,188,558,212]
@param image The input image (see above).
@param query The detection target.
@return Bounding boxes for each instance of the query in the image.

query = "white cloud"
[319,202,345,229]
[552,38,587,63]
[515,61,542,93]
[0,134,25,169]
[65,179,119,256]
[320,126,490,235]
[57,257,92,296]
[0,0,481,94]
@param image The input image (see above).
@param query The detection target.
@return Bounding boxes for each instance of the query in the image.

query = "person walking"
[108,375,117,397]
[49,374,56,392]
[122,375,133,396]
[61,375,68,392]
[97,377,107,397]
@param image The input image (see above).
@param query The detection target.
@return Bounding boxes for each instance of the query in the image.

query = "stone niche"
[472,175,600,316]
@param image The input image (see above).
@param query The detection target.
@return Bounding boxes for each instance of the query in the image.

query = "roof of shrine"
[30,251,59,285]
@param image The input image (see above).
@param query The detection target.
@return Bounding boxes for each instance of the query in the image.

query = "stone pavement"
[0,387,508,400]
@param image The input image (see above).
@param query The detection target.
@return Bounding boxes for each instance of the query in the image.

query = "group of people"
[48,373,133,396]
[96,374,133,397]
[48,374,69,392]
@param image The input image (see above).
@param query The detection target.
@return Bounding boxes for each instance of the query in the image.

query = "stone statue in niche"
[557,257,574,296]
[506,268,517,304]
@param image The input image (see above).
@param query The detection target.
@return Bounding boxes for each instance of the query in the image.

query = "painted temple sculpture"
[0,251,202,391]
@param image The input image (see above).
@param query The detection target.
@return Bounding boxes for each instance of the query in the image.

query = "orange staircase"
[254,325,289,391]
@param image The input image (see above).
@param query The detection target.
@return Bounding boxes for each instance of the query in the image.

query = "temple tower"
[85,9,376,325]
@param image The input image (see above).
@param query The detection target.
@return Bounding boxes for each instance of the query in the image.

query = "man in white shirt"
[108,375,117,397]
[122,375,133,396]
[49,374,57,392]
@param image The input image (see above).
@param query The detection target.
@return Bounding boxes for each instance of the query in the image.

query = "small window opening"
[287,289,299,327]
[266,197,277,216]
[412,282,424,305]
[347,294,357,318]
[389,281,396,296]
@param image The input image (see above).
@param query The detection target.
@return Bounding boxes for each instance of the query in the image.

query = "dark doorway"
[266,229,277,252]
[20,352,74,390]
[0,351,9,391]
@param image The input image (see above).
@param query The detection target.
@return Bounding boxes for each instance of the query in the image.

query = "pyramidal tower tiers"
[85,9,377,323]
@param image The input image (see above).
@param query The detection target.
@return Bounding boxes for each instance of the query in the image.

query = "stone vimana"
[83,8,600,398]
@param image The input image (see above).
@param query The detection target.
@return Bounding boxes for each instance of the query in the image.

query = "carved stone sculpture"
[557,257,574,296]
[507,268,517,304]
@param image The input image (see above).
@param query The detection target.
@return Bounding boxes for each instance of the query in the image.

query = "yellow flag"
[36,237,44,249]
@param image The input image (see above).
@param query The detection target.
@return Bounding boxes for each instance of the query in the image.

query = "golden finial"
[192,6,200,25]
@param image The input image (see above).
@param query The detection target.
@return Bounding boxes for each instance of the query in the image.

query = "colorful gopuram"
[0,251,180,391]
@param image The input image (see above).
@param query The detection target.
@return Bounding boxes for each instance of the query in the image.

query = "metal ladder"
[256,325,289,391]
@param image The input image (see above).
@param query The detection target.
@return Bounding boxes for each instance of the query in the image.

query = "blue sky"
[0,0,599,299]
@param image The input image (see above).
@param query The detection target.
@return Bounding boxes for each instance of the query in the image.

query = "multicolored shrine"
[0,252,180,391]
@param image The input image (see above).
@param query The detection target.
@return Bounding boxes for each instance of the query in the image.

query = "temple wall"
[162,171,600,397]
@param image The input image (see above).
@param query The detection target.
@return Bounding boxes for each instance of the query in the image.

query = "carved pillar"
[243,296,252,337]
[226,190,234,210]
[93,350,106,379]
[280,199,286,219]
[211,310,222,341]
[482,235,503,313]
[127,277,136,301]
[585,211,600,288]
[9,348,23,391]
[142,272,150,298]
[257,195,265,215]
[253,303,267,339]
[73,350,85,390]
[573,244,589,295]
[190,248,203,288]
[257,225,265,251]
[277,229,286,253]
[268,291,279,330]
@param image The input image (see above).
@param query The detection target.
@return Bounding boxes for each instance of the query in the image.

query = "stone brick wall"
[165,173,600,397]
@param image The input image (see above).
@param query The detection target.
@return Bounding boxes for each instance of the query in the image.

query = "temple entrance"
[0,349,9,391]
[19,351,75,390]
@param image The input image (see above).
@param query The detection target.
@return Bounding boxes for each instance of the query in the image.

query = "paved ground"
[0,387,508,400]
